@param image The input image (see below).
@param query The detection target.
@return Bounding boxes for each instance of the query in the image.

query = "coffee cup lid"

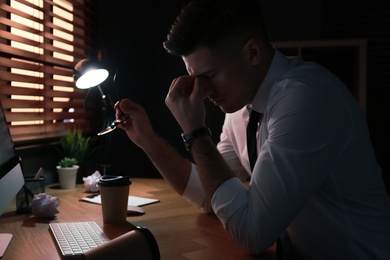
[98,175,131,187]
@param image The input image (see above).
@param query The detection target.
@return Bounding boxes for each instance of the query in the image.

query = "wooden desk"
[0,178,275,260]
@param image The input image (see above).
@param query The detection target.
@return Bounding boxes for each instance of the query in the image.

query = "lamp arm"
[112,68,121,102]
[97,85,109,108]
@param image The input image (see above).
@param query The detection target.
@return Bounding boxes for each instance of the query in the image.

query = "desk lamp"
[74,59,115,174]
[74,59,109,89]
[74,59,111,107]
[74,59,127,137]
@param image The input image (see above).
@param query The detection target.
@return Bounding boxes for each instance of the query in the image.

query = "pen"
[34,167,44,180]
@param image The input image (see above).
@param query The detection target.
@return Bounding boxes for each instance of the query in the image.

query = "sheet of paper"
[80,195,159,207]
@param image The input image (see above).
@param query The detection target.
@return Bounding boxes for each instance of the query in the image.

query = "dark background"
[18,0,390,192]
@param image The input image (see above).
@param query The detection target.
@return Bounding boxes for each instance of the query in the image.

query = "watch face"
[184,142,191,151]
[181,132,190,151]
[181,133,187,142]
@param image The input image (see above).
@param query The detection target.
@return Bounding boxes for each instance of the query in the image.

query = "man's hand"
[165,75,210,133]
[113,99,155,148]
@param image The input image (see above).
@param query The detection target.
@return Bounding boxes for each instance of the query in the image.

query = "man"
[115,0,390,258]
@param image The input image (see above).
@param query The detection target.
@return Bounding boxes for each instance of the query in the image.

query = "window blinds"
[0,0,98,145]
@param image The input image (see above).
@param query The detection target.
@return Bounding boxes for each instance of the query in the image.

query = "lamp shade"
[74,59,109,89]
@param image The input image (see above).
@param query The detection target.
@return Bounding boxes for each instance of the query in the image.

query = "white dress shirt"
[182,50,390,259]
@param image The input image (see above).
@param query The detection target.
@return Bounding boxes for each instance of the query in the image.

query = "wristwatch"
[181,127,212,151]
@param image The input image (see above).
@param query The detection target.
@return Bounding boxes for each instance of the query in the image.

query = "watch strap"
[181,127,212,151]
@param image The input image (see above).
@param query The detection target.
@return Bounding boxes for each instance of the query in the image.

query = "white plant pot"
[56,165,79,189]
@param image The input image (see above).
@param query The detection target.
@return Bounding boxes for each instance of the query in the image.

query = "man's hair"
[163,0,269,57]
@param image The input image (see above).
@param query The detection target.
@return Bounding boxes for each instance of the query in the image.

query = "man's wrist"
[181,127,212,151]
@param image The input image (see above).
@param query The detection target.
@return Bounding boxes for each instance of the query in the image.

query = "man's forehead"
[183,47,216,77]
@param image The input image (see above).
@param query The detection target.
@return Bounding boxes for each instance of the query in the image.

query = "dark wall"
[260,0,324,41]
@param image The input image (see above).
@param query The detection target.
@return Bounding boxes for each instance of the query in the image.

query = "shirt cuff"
[182,164,209,211]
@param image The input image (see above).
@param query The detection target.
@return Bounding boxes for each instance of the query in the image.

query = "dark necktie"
[246,109,262,171]
[246,109,284,259]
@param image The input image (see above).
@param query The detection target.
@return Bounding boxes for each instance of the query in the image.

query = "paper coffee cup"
[98,175,131,224]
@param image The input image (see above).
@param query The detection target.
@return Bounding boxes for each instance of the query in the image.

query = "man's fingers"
[169,75,194,96]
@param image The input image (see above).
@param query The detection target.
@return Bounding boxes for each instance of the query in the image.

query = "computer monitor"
[0,102,24,216]
[0,102,25,256]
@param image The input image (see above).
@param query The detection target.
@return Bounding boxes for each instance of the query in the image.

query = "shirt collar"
[250,49,290,114]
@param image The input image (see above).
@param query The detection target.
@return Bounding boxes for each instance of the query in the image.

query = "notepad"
[80,195,159,207]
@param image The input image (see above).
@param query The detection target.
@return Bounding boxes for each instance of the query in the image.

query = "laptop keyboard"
[49,221,110,258]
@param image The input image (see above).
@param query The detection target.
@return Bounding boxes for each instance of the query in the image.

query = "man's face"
[183,46,258,113]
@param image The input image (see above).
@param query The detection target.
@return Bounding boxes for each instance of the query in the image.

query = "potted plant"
[57,127,96,165]
[56,157,79,189]
[56,127,97,188]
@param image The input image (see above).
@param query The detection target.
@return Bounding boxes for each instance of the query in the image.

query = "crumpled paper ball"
[31,193,60,217]
[83,171,101,193]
